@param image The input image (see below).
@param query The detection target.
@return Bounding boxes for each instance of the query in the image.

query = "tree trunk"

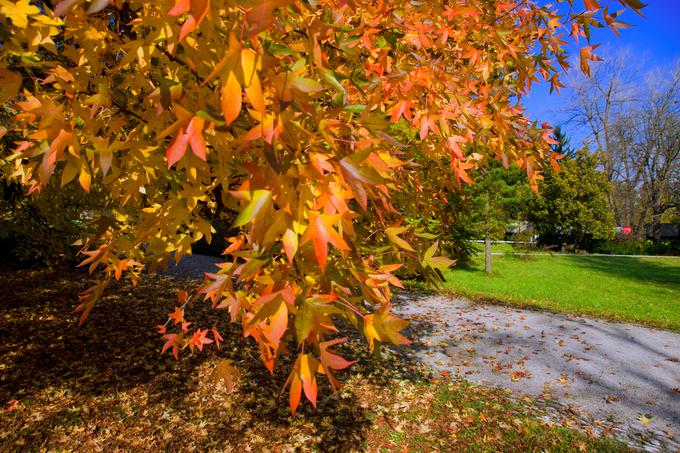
[650,209,664,241]
[484,227,492,274]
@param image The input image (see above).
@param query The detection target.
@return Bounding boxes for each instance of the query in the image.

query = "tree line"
[565,52,680,241]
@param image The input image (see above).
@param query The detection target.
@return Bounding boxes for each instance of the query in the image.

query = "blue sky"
[522,0,680,143]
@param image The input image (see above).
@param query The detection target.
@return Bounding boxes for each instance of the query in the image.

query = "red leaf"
[320,337,356,370]
[187,116,207,160]
[167,128,190,168]
[189,328,214,351]
[161,333,181,360]
[178,15,197,43]
[5,400,18,413]
[245,0,290,38]
[583,0,601,11]
[167,0,190,16]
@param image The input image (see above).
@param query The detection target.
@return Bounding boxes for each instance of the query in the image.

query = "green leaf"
[343,104,366,114]
[414,230,438,239]
[265,42,296,56]
[233,190,271,228]
[320,68,347,103]
[196,109,226,126]
[290,77,324,94]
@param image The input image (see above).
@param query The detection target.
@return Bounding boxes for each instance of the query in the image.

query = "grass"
[0,265,629,451]
[443,252,680,331]
[469,242,517,254]
[363,378,628,453]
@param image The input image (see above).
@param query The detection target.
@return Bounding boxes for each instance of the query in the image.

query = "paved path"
[162,253,221,279]
[167,254,680,451]
[392,292,680,452]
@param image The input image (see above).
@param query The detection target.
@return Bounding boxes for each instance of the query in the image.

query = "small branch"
[111,98,146,123]
[155,44,209,88]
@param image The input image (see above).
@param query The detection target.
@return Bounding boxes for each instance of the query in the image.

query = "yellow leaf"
[386,226,415,252]
[79,166,91,192]
[60,159,79,187]
[1,0,39,28]
[638,415,652,426]
[282,228,298,264]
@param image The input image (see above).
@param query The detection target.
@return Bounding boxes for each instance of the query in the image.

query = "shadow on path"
[392,292,680,451]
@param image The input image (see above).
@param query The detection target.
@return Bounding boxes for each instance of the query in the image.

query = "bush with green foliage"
[0,175,104,264]
[593,239,680,256]
[528,150,615,252]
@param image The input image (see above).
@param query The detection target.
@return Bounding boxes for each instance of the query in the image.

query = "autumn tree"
[0,0,642,412]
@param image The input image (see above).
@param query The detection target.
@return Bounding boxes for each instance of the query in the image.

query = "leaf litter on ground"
[0,266,630,451]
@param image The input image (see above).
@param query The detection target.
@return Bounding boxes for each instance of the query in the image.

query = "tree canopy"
[0,0,642,412]
[528,149,615,251]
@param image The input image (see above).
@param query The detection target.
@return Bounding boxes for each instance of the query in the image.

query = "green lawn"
[444,253,680,331]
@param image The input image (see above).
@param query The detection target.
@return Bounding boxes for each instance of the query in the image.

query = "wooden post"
[485,227,492,274]
[484,196,491,273]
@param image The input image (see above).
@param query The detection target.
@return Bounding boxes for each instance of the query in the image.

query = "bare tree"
[632,67,680,239]
[563,52,680,239]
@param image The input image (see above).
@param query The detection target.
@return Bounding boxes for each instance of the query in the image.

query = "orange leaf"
[299,354,318,407]
[41,129,73,185]
[300,214,350,272]
[167,0,190,16]
[579,45,602,77]
[168,306,184,324]
[5,400,19,413]
[221,71,242,125]
[288,370,302,414]
[78,166,91,192]
[262,300,288,348]
[245,75,265,113]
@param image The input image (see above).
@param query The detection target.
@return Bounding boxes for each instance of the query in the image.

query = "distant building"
[645,223,680,240]
[505,220,535,242]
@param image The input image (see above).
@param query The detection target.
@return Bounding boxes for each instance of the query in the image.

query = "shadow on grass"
[566,255,680,291]
[0,266,423,451]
